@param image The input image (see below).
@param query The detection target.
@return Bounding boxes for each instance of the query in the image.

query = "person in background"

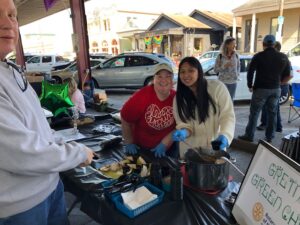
[214,37,240,101]
[65,77,86,114]
[121,64,176,158]
[238,35,291,143]
[256,41,293,132]
[0,0,94,224]
[172,57,235,158]
[82,81,94,107]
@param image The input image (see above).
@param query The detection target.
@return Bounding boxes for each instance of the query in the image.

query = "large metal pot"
[185,148,230,191]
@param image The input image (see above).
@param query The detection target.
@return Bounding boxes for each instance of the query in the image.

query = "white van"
[25,55,69,73]
[287,42,300,83]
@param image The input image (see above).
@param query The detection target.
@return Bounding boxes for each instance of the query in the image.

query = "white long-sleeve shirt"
[173,80,235,158]
[0,61,87,217]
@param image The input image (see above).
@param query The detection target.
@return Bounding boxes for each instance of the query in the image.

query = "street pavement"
[66,91,300,225]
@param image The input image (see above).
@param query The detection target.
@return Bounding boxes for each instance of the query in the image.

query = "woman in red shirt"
[121,64,176,158]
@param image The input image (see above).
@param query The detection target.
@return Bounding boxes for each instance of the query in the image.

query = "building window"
[270,17,284,37]
[194,38,202,52]
[270,17,278,36]
[104,19,110,31]
[103,19,110,31]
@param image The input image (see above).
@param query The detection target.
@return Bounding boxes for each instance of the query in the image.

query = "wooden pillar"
[69,0,90,88]
[232,17,237,39]
[15,31,25,68]
[250,13,256,53]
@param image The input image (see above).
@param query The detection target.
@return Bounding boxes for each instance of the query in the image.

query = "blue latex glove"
[151,143,166,158]
[125,143,139,155]
[211,135,229,151]
[172,129,188,142]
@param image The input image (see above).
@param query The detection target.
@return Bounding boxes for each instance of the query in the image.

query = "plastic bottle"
[150,162,162,188]
[170,167,183,201]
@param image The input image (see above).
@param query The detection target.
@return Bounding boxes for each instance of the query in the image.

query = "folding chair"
[288,83,300,123]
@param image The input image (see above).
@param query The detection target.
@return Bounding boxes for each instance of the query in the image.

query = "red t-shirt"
[121,85,176,149]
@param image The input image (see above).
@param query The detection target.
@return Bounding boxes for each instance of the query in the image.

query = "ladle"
[220,157,245,177]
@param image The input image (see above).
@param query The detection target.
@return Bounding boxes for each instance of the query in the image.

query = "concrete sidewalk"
[232,101,299,151]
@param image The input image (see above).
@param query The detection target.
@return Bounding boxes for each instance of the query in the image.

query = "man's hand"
[125,143,139,155]
[172,129,188,141]
[79,147,94,167]
[249,87,253,92]
[151,143,166,158]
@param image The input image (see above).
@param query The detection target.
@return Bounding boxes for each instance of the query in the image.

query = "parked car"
[26,55,70,73]
[198,51,219,63]
[51,59,103,83]
[6,53,37,63]
[287,42,300,84]
[51,61,73,71]
[90,53,112,60]
[202,55,252,101]
[91,52,177,89]
[202,55,291,104]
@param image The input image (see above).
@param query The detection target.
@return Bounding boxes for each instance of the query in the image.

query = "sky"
[19,0,248,55]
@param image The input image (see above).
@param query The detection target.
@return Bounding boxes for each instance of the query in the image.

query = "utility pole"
[276,0,285,43]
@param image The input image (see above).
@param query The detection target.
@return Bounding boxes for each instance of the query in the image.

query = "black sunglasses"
[6,61,28,92]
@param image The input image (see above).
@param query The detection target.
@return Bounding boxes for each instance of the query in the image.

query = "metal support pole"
[69,0,91,88]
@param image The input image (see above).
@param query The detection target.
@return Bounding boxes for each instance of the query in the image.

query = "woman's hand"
[211,135,228,151]
[151,143,166,158]
[125,143,139,155]
[172,129,188,141]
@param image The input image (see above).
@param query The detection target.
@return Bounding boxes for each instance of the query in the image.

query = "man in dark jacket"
[238,35,291,143]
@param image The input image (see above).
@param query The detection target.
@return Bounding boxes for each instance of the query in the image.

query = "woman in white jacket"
[172,57,235,158]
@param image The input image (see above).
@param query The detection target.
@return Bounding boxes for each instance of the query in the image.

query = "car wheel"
[144,77,153,86]
[279,89,290,105]
[52,76,62,84]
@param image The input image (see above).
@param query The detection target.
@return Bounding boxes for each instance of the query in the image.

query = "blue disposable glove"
[151,143,167,158]
[125,143,139,155]
[211,135,229,151]
[172,129,188,142]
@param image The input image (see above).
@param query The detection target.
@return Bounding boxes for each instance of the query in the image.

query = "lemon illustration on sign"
[252,202,264,222]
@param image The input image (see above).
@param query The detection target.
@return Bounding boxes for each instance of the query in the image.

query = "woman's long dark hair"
[176,57,216,123]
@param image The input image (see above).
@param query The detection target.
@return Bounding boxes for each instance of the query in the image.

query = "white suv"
[287,42,300,83]
[26,55,69,73]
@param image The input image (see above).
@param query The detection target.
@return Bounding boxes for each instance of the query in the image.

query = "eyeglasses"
[6,61,28,92]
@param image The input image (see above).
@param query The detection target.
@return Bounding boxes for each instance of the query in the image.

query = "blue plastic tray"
[105,181,164,218]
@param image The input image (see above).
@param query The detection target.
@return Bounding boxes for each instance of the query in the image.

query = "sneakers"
[238,135,254,142]
[257,124,283,133]
[256,124,265,130]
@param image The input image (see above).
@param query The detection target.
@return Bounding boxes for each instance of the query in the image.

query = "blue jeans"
[224,83,237,101]
[260,84,288,130]
[245,88,281,140]
[0,180,69,225]
[260,103,281,130]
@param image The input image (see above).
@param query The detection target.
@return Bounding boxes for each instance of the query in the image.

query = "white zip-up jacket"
[0,61,87,218]
[173,80,235,158]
